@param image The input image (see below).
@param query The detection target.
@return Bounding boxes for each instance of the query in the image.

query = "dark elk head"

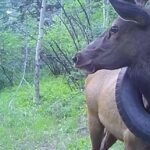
[73,0,150,73]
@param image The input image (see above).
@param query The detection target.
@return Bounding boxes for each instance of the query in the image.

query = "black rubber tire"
[115,68,150,143]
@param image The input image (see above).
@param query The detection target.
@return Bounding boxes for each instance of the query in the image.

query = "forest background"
[0,0,123,149]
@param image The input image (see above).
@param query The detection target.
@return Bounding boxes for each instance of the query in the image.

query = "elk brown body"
[85,69,150,150]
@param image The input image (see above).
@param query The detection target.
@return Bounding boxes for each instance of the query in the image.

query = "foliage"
[0,0,116,89]
[0,75,87,149]
[0,1,121,149]
[0,75,123,149]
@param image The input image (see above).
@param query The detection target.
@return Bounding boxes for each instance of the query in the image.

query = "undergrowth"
[0,75,123,150]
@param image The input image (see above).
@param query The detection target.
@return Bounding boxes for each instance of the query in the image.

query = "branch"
[8,44,32,109]
[77,0,93,39]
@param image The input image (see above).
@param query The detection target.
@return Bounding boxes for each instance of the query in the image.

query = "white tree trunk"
[102,0,109,28]
[34,0,46,104]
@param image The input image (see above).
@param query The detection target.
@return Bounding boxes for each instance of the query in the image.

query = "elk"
[85,69,150,150]
[72,0,150,149]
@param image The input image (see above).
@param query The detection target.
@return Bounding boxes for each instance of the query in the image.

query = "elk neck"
[127,55,150,108]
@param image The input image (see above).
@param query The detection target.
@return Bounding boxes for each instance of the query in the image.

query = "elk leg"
[100,129,117,150]
[124,130,150,150]
[124,129,136,150]
[88,111,104,150]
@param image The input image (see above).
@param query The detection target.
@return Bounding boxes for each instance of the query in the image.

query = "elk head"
[73,0,150,73]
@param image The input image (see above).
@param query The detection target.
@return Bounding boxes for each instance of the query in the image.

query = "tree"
[34,0,46,104]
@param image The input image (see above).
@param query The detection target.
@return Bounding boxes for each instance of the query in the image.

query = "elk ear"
[109,0,150,26]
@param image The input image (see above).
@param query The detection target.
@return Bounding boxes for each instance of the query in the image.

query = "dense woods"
[0,0,116,90]
[0,0,122,149]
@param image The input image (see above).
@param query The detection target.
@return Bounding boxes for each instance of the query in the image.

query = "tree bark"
[34,0,46,104]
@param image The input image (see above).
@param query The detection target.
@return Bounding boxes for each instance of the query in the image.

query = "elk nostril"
[72,56,78,63]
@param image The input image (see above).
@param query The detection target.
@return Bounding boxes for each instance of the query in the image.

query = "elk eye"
[107,26,119,39]
[110,26,119,34]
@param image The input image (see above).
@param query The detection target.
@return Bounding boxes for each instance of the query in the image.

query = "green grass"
[0,75,123,149]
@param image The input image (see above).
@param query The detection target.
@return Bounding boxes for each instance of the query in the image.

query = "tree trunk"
[102,0,109,28]
[34,0,46,104]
